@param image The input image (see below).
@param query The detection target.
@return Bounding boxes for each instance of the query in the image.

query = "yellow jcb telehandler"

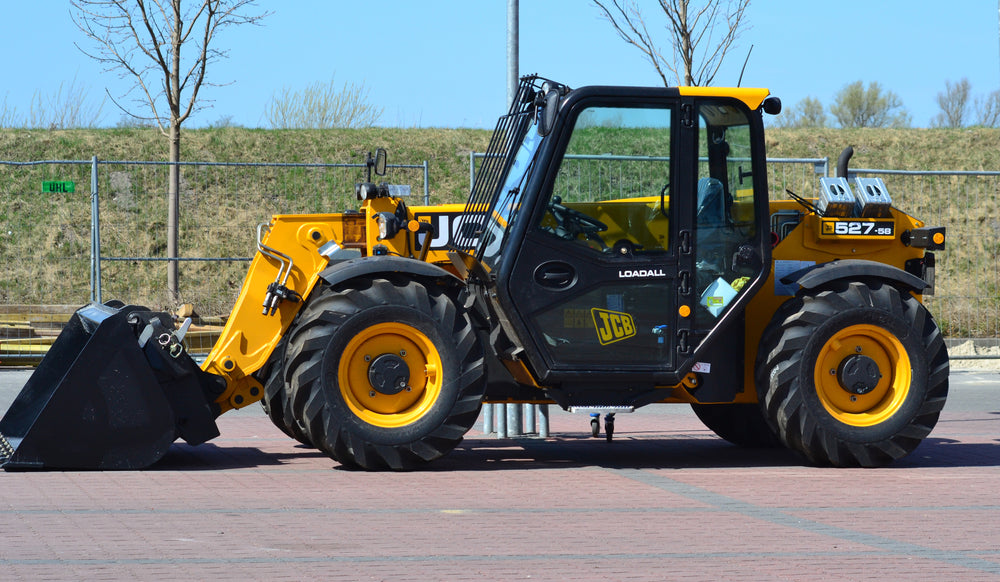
[0,76,947,470]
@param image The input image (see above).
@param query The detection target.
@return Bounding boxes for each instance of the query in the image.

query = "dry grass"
[1,127,999,336]
[765,127,1000,172]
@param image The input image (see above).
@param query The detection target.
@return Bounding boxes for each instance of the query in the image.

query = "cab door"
[501,94,693,382]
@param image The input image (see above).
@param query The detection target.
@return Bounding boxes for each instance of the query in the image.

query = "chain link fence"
[1,154,998,364]
[0,158,427,362]
[470,152,996,347]
[850,169,1000,343]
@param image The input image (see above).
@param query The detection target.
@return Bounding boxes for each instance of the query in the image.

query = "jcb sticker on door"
[591,308,636,345]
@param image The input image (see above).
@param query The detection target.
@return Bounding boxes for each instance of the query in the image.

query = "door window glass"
[538,106,673,255]
[694,103,761,327]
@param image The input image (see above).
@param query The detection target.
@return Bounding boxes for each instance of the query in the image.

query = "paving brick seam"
[610,467,1000,576]
[2,505,999,516]
[4,549,1000,567]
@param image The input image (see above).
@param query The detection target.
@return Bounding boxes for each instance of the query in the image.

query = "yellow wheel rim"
[338,322,443,428]
[813,324,911,427]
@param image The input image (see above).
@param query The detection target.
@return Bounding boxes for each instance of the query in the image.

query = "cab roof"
[677,87,771,110]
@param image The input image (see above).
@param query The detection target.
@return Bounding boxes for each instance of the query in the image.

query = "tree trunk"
[167,121,180,305]
[167,0,182,306]
[678,0,694,86]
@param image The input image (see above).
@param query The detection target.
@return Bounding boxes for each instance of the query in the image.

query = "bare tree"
[774,96,826,129]
[593,0,750,87]
[932,78,971,128]
[28,76,107,129]
[975,90,1000,127]
[0,94,18,128]
[830,81,910,129]
[71,0,268,303]
[0,78,106,129]
[264,76,384,129]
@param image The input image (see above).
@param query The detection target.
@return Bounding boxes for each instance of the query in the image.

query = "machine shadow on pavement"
[888,437,1000,469]
[146,435,803,472]
[151,442,328,471]
[145,431,1000,473]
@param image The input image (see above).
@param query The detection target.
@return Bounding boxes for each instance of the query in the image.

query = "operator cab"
[465,77,774,405]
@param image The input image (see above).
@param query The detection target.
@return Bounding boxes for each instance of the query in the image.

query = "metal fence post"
[496,402,507,438]
[538,404,549,437]
[90,155,102,304]
[423,160,429,205]
[483,403,494,434]
[469,151,476,191]
[506,403,522,436]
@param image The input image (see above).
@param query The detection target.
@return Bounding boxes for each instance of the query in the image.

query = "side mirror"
[374,148,387,176]
[538,83,561,137]
[762,96,782,115]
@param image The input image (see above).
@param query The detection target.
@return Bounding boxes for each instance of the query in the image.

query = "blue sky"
[2,1,998,129]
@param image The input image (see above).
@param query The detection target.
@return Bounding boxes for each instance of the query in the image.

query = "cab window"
[694,102,761,327]
[538,105,673,255]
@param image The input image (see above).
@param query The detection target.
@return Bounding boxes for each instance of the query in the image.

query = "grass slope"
[1,127,998,329]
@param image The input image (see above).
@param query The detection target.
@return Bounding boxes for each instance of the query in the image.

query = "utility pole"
[507,0,519,108]
[501,0,522,437]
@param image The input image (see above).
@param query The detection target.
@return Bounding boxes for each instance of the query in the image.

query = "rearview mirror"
[762,96,782,115]
[538,83,561,137]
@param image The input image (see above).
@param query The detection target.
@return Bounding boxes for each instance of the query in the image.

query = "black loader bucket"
[0,302,226,470]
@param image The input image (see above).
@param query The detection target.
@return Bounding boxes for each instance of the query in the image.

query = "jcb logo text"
[591,308,636,345]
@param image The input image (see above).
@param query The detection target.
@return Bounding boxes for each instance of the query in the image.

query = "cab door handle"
[534,262,576,289]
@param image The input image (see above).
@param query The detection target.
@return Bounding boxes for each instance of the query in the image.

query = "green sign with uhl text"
[42,181,75,193]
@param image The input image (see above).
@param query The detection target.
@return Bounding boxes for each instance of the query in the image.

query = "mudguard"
[781,259,929,293]
[319,255,463,289]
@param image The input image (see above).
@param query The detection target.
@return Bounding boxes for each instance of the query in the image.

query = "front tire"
[258,337,312,446]
[756,280,949,467]
[284,277,485,470]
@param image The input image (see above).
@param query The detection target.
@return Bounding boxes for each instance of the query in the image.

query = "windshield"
[459,76,559,269]
[478,122,543,264]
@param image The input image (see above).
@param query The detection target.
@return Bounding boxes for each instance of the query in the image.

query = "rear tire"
[284,277,485,470]
[755,280,949,467]
[690,403,780,447]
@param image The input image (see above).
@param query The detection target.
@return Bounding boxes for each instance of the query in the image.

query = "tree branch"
[71,0,269,131]
[594,0,750,87]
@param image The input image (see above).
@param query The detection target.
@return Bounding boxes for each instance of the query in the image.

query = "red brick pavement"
[1,405,999,581]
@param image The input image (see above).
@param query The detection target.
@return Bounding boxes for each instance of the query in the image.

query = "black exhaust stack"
[0,303,224,470]
[836,146,855,178]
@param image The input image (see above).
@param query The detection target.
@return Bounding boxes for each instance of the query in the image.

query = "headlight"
[356,182,376,201]
[375,212,399,241]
